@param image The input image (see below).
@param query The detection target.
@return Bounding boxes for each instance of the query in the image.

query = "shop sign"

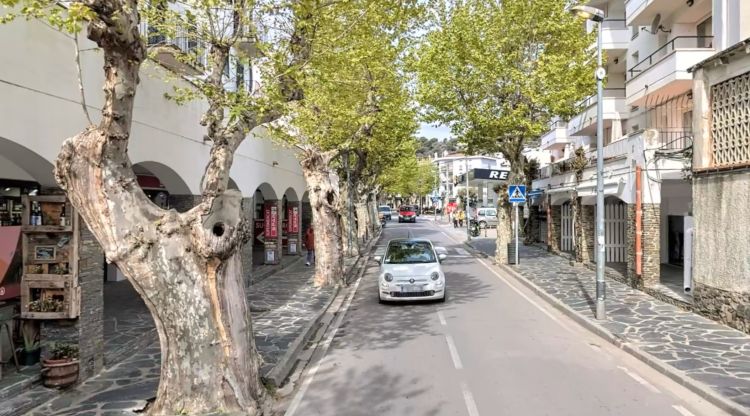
[264,203,278,239]
[288,206,300,233]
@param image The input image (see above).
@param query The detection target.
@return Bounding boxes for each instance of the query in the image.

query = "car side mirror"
[373,255,382,262]
[438,253,447,261]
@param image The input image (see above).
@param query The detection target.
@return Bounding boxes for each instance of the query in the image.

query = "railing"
[601,19,626,29]
[627,36,714,79]
[578,88,626,109]
[138,21,208,68]
[654,130,692,151]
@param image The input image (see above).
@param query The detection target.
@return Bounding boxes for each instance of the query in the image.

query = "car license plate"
[401,284,422,292]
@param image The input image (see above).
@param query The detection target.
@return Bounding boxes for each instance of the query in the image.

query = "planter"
[19,348,41,366]
[41,358,79,388]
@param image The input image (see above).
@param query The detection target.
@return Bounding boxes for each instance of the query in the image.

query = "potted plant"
[41,343,79,388]
[19,320,41,366]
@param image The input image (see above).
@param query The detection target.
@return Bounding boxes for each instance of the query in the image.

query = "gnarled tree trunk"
[301,151,344,287]
[53,7,267,415]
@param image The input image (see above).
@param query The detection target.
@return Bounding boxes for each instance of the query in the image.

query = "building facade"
[432,152,509,207]
[531,0,750,309]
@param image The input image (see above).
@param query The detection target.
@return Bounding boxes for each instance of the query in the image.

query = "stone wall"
[547,204,561,253]
[41,219,104,380]
[528,206,540,243]
[642,203,661,287]
[694,283,750,333]
[626,205,641,289]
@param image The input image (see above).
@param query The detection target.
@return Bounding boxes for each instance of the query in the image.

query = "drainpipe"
[635,166,643,277]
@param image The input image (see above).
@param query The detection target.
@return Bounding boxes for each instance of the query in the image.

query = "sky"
[418,123,452,140]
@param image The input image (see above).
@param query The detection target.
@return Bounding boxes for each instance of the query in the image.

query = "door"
[604,199,627,263]
[560,202,574,252]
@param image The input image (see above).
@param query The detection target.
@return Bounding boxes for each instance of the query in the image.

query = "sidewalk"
[6,255,363,416]
[467,241,750,415]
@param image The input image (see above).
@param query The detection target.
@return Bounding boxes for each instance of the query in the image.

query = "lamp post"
[571,4,606,320]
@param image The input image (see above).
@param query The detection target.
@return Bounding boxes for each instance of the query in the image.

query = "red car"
[398,205,417,223]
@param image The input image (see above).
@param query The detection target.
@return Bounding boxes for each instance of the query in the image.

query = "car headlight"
[384,273,393,282]
[431,272,440,281]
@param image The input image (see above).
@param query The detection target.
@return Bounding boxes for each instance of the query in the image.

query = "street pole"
[514,202,519,265]
[465,155,471,241]
[594,20,606,320]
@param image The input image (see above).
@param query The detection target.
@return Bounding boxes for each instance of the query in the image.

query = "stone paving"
[470,241,750,412]
[12,258,344,416]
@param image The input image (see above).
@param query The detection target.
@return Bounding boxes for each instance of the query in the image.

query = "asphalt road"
[285,218,726,416]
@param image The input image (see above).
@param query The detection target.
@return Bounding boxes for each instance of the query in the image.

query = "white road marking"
[455,247,470,256]
[445,334,464,370]
[285,273,363,416]
[437,310,447,326]
[617,366,661,394]
[460,381,481,416]
[672,405,696,416]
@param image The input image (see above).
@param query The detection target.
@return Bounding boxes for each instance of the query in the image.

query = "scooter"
[380,214,387,228]
[469,220,480,237]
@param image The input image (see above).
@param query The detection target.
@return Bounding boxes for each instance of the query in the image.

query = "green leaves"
[414,0,595,165]
[0,0,94,32]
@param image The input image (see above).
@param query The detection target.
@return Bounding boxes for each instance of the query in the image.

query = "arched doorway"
[252,183,280,265]
[132,161,192,211]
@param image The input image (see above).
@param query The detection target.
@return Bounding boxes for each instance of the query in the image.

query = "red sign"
[264,203,278,239]
[287,206,300,233]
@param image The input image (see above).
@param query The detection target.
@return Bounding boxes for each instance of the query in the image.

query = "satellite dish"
[650,14,662,34]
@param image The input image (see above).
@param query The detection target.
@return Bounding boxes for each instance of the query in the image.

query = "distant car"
[374,239,447,303]
[398,205,417,223]
[378,205,392,220]
[475,207,498,229]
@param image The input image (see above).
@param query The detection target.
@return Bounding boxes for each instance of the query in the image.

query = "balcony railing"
[627,36,714,79]
[601,19,626,29]
[578,88,626,109]
[654,130,692,151]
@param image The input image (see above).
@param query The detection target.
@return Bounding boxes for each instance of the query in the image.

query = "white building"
[530,0,749,302]
[432,152,509,207]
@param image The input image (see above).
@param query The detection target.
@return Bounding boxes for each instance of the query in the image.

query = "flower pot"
[19,348,41,366]
[41,358,79,388]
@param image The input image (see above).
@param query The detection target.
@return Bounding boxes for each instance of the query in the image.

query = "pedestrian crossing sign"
[508,185,526,203]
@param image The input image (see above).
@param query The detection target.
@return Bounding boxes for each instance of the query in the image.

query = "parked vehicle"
[475,207,498,229]
[398,205,417,223]
[378,205,392,221]
[373,239,447,303]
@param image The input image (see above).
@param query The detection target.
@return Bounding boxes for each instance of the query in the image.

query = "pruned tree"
[0,0,345,413]
[414,0,595,263]
[268,0,421,286]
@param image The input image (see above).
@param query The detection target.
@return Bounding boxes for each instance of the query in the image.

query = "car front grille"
[390,290,435,298]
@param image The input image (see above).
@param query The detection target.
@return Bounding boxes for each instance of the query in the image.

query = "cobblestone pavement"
[18,258,344,416]
[470,241,750,412]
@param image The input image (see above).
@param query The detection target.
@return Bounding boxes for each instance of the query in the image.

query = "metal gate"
[539,219,547,243]
[560,202,574,252]
[604,200,627,262]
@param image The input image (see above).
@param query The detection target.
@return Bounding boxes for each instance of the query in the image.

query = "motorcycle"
[379,213,387,227]
[469,219,480,237]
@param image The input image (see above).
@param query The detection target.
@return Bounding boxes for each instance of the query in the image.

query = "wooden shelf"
[22,225,73,233]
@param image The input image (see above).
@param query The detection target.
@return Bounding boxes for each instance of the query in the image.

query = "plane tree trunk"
[301,150,344,287]
[53,6,269,414]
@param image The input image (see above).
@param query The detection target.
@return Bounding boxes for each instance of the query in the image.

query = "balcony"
[138,22,207,76]
[567,88,627,137]
[625,36,714,105]
[626,0,711,26]
[600,19,629,51]
[540,121,570,151]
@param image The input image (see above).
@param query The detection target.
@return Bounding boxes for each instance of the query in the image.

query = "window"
[697,17,713,48]
[710,72,750,166]
[385,241,436,264]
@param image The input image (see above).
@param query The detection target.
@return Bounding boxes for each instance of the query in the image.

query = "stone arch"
[131,161,191,195]
[254,182,278,201]
[0,136,56,187]
[283,187,299,202]
[228,177,240,191]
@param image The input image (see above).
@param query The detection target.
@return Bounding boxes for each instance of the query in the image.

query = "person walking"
[452,210,458,228]
[304,227,315,266]
[458,209,465,227]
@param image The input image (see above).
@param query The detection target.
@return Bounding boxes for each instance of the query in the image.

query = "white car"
[374,239,447,303]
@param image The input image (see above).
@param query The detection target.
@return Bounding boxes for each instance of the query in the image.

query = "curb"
[488,259,749,416]
[264,230,381,387]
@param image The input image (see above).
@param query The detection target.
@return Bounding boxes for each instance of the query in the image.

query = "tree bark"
[301,151,344,287]
[53,6,267,415]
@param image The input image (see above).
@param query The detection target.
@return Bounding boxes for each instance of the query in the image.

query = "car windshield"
[378,207,390,212]
[384,241,436,264]
[399,206,415,212]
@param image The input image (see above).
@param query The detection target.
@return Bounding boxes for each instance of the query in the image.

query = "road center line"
[617,366,661,394]
[460,381,480,416]
[445,334,464,370]
[285,271,363,416]
[437,310,447,326]
[672,405,696,416]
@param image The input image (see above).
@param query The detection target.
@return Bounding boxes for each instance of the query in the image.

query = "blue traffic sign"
[508,185,526,203]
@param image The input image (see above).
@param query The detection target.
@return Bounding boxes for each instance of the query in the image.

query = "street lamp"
[571,4,606,320]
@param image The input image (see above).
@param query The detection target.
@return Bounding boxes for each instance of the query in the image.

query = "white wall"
[0,17,306,199]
